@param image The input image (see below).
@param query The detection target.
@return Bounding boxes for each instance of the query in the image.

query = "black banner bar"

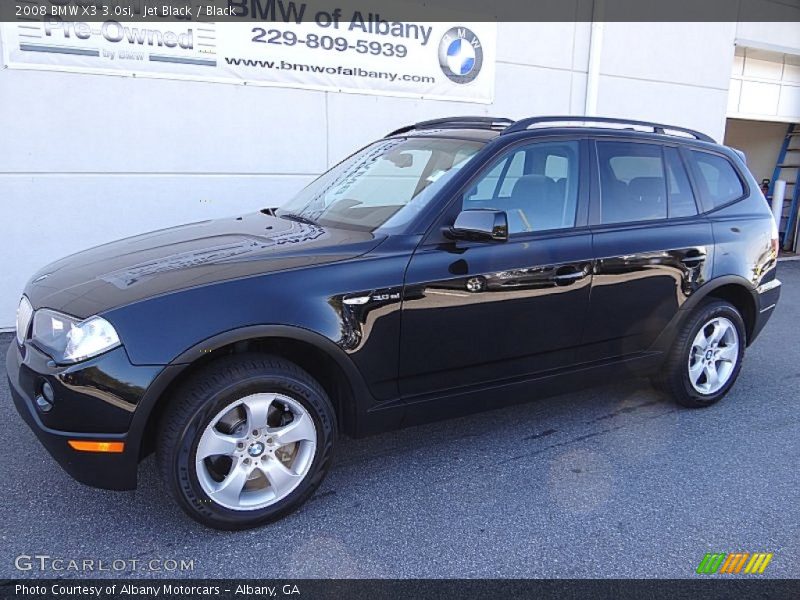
[2,0,800,23]
[2,579,800,600]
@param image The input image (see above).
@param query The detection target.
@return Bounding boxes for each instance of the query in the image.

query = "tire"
[654,300,746,408]
[156,354,336,530]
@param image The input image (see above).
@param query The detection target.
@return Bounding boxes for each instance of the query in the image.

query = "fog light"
[35,396,53,413]
[41,381,54,403]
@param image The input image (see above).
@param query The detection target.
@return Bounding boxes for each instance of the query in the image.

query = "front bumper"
[6,342,163,490]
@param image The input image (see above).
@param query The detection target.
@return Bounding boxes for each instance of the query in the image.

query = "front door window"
[462,141,581,234]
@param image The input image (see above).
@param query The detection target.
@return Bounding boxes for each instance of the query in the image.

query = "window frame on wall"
[728,45,800,123]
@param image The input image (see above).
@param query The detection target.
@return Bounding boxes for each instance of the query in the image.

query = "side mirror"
[447,209,508,242]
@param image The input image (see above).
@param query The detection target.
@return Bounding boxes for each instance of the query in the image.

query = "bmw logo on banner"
[438,27,484,84]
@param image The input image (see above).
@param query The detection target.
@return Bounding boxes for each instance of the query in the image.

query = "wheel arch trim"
[682,275,757,316]
[651,275,758,353]
[126,325,372,466]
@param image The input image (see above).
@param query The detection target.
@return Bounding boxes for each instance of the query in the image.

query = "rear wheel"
[655,300,745,408]
[157,354,336,530]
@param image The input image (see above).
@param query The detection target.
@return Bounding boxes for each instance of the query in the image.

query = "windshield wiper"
[279,212,320,226]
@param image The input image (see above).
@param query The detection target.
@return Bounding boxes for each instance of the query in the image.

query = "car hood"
[24,212,384,318]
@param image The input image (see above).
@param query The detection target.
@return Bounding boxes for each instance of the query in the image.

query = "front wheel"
[157,355,336,530]
[655,300,746,408]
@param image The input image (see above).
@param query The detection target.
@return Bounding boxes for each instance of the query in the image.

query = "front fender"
[170,323,370,396]
[124,324,377,464]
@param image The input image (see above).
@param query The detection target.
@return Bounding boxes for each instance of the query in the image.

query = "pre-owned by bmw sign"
[2,20,496,102]
[438,26,484,83]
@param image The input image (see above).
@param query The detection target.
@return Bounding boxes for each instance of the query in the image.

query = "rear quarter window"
[688,150,745,210]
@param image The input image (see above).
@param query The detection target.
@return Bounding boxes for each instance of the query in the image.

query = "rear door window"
[664,147,698,218]
[597,141,667,224]
[688,150,745,209]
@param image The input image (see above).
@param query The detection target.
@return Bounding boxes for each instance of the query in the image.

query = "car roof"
[393,128,502,142]
[386,116,720,149]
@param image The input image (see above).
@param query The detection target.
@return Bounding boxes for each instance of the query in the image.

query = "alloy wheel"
[195,393,317,511]
[687,316,740,395]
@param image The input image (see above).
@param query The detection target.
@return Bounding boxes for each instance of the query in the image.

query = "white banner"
[1,13,496,103]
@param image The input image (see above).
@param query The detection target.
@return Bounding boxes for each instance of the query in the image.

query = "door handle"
[553,268,587,284]
[681,256,705,266]
[554,271,585,281]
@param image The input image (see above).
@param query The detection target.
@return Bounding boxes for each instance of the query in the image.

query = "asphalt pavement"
[1,262,799,579]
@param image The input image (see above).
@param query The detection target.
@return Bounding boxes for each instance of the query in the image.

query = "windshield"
[276,137,484,232]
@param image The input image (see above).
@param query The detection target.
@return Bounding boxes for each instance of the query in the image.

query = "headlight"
[31,310,121,364]
[15,296,34,346]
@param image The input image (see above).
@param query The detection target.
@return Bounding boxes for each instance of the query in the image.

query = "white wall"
[595,22,737,142]
[736,19,800,55]
[0,18,794,327]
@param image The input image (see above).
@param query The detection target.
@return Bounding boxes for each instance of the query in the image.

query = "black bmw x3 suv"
[9,116,781,529]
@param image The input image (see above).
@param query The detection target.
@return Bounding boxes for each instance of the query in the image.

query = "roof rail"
[386,116,515,137]
[502,116,715,143]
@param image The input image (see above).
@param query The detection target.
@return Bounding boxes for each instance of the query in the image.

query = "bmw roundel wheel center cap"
[247,442,265,457]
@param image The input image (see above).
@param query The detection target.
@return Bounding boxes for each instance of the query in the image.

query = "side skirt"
[355,351,664,437]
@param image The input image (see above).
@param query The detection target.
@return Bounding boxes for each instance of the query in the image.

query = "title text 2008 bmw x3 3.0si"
[8,116,781,529]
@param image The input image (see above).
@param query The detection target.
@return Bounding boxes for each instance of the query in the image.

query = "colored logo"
[696,552,773,574]
[438,27,483,84]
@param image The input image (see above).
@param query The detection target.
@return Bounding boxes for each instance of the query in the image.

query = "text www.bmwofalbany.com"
[225,56,436,84]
